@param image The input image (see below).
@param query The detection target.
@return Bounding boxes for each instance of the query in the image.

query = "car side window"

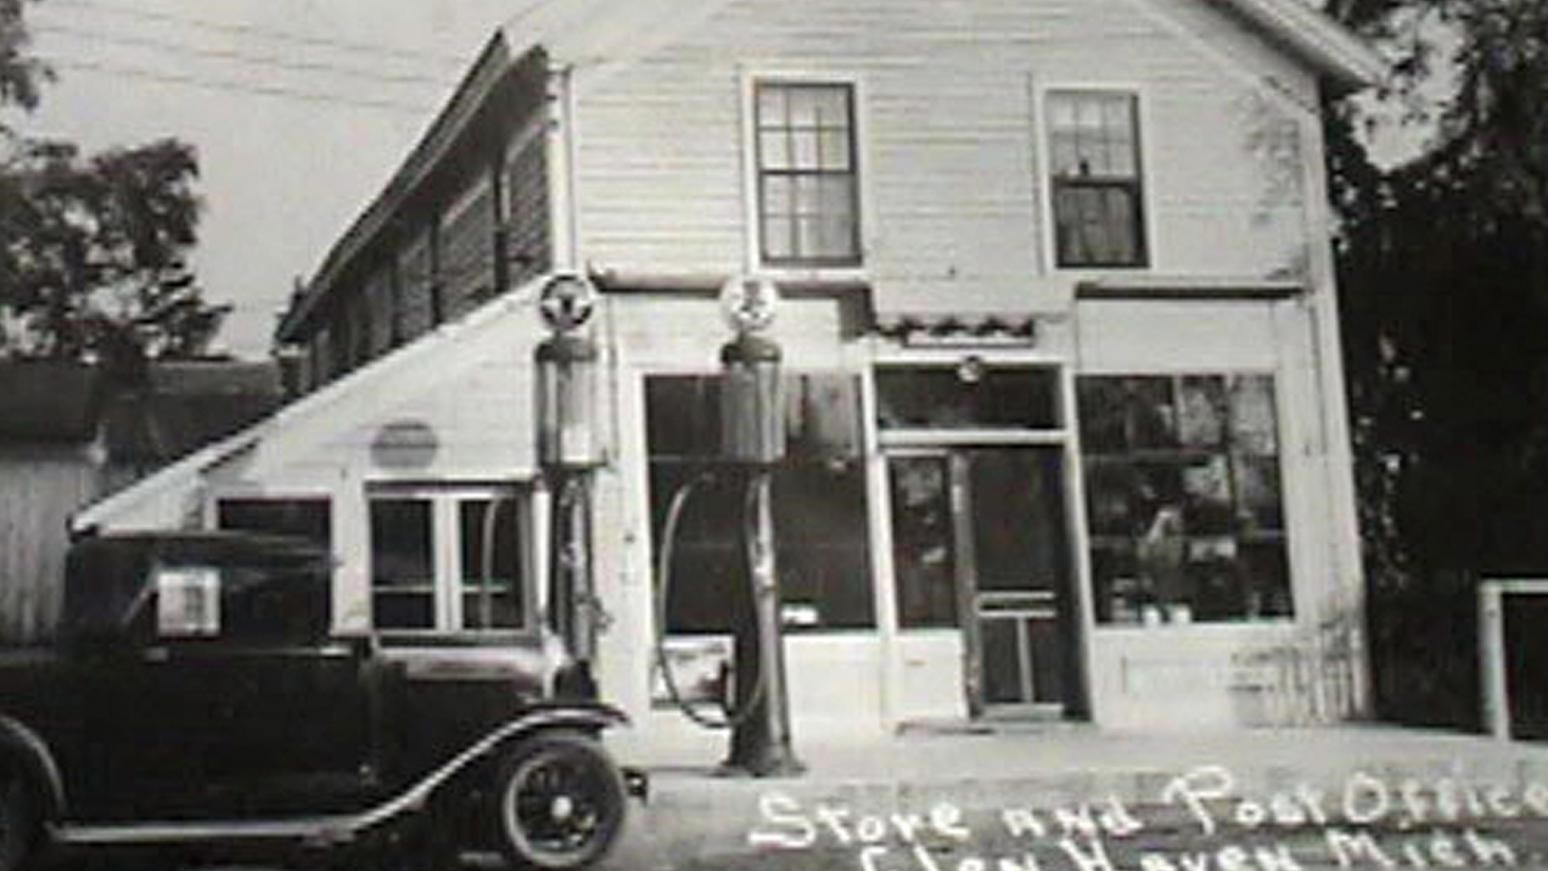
[220,563,332,644]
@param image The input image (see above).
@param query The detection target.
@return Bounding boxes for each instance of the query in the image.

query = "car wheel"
[0,772,35,871]
[495,731,626,870]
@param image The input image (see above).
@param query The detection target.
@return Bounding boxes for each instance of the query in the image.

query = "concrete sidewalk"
[603,724,1548,870]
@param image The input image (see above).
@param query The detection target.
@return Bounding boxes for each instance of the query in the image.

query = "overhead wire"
[39,56,437,115]
[33,21,459,89]
[38,0,470,68]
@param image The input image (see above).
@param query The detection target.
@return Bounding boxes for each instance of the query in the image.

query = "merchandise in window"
[754,82,861,266]
[645,374,872,633]
[887,456,958,628]
[1046,90,1147,268]
[367,489,528,634]
[1077,374,1290,624]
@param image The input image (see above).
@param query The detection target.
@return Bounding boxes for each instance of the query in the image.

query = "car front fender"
[339,702,630,837]
[0,715,65,821]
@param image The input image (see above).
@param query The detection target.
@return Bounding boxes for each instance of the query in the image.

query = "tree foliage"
[0,0,227,363]
[0,0,48,118]
[1327,0,1548,727]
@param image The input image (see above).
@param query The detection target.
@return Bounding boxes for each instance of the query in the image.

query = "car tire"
[494,731,626,870]
[0,770,36,871]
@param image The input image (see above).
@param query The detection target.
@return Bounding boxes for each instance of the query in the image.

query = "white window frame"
[739,69,873,280]
[1032,81,1158,276]
[366,483,533,637]
[1071,370,1296,628]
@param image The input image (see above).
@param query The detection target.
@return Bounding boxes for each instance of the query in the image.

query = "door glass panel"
[965,448,1073,711]
[967,449,1069,593]
[888,456,958,628]
[1028,618,1065,704]
[980,618,1023,705]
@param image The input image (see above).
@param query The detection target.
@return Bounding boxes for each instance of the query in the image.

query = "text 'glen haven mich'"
[747,765,1543,871]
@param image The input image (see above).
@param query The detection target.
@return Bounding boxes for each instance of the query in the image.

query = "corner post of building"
[534,272,603,697]
[718,275,803,778]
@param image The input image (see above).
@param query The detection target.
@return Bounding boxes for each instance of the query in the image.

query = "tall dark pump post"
[718,277,803,777]
[535,273,603,697]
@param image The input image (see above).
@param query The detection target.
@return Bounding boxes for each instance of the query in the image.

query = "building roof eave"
[275,33,544,343]
[1219,0,1387,92]
[80,273,554,535]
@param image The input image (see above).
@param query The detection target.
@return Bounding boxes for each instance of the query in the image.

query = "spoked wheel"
[0,772,35,871]
[496,732,626,870]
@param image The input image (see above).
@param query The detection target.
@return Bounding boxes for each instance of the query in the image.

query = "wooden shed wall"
[0,451,100,643]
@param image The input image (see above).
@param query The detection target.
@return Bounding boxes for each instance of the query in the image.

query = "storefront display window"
[1077,374,1290,624]
[646,374,872,633]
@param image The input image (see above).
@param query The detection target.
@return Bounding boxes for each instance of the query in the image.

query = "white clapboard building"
[75,0,1385,748]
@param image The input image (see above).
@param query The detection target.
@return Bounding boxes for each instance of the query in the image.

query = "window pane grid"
[1047,90,1146,267]
[1077,374,1289,625]
[755,82,860,265]
[369,490,528,634]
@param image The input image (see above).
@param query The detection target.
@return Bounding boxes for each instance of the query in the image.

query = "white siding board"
[570,0,1324,315]
[1074,299,1280,372]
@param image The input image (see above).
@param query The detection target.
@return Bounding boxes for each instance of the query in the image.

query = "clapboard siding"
[0,452,100,643]
[571,0,1317,314]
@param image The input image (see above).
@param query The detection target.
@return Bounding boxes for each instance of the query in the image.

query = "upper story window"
[1046,90,1147,268]
[753,81,861,267]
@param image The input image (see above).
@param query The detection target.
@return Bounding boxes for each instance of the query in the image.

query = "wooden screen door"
[888,446,1078,717]
[959,447,1076,716]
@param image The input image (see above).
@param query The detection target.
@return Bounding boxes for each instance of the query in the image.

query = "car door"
[50,550,216,823]
[161,557,379,817]
[63,551,377,821]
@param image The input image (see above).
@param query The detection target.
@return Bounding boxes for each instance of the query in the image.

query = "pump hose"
[479,493,508,630]
[653,472,769,730]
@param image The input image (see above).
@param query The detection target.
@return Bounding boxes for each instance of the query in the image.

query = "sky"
[8,0,544,358]
[6,0,1447,360]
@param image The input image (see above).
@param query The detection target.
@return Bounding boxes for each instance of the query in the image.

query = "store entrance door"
[888,447,1081,718]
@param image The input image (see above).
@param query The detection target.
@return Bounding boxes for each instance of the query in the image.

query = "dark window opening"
[369,498,435,630]
[888,455,957,629]
[458,499,523,630]
[876,366,1061,430]
[646,374,873,634]
[1078,374,1289,624]
[217,498,332,550]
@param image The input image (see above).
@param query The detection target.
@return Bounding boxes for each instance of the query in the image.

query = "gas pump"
[535,272,603,698]
[650,275,803,776]
[717,276,803,777]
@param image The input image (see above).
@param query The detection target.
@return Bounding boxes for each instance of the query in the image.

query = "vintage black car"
[0,531,637,870]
